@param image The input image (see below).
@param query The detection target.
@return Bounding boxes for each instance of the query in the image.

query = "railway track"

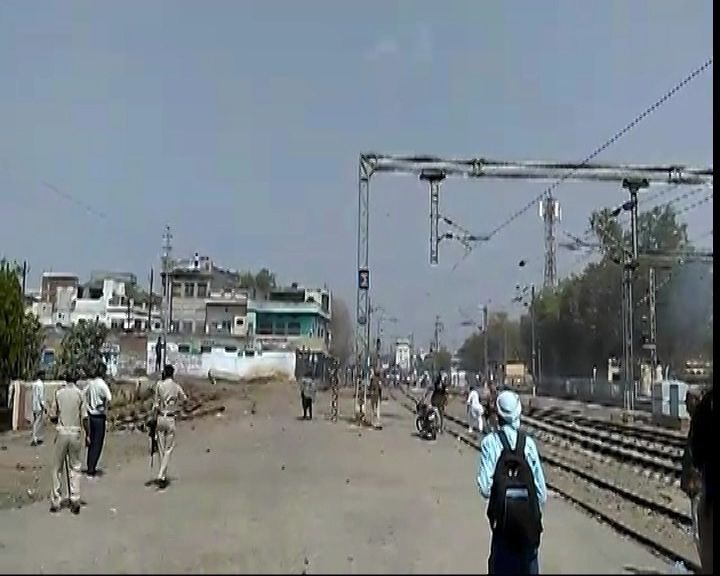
[390,388,699,573]
[448,397,686,483]
[520,415,683,481]
[527,406,687,452]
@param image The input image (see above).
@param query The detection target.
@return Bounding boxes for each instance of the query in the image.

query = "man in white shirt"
[84,374,112,477]
[31,372,46,446]
[467,384,484,435]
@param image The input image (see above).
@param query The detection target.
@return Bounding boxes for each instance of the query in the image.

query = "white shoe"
[468,427,473,433]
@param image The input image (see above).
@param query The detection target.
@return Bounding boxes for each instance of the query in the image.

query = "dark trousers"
[86,414,107,475]
[488,533,539,575]
[301,394,313,420]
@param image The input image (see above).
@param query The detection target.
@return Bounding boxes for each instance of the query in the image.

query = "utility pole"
[502,317,508,386]
[648,266,657,378]
[483,304,489,383]
[161,225,173,337]
[621,178,648,411]
[432,315,443,376]
[540,195,560,290]
[530,285,537,396]
[21,261,27,298]
[147,268,154,332]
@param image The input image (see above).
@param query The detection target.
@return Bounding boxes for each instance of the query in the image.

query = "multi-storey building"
[31,271,161,332]
[163,253,249,336]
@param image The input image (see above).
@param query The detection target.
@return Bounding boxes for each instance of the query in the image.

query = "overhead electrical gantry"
[354,153,713,419]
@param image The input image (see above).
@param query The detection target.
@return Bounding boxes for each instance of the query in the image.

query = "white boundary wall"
[146,342,296,381]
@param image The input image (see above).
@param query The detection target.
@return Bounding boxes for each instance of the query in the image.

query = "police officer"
[152,364,187,489]
[49,375,88,514]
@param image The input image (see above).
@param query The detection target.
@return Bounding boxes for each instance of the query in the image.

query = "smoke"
[657,260,713,366]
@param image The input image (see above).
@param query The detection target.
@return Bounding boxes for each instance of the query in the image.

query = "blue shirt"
[477,423,547,506]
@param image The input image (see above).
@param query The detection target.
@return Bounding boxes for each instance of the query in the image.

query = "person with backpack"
[477,390,547,574]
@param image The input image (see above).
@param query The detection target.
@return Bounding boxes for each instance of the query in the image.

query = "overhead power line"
[486,57,714,241]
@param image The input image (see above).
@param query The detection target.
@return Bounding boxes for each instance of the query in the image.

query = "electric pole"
[540,195,560,290]
[648,266,657,378]
[148,268,154,332]
[621,178,648,411]
[432,315,443,376]
[530,285,537,395]
[161,225,173,332]
[502,317,508,386]
[483,304,489,384]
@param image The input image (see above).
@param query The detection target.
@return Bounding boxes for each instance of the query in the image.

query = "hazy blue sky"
[1,1,713,349]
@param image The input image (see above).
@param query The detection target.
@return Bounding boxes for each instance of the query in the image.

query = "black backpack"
[487,430,542,551]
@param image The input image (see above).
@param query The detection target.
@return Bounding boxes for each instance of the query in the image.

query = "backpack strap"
[498,429,512,453]
[514,430,526,456]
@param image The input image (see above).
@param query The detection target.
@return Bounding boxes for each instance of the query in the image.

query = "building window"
[287,321,301,336]
[110,319,123,330]
[172,282,182,297]
[180,320,194,333]
[224,346,237,353]
[134,319,143,331]
[197,282,208,298]
[178,344,191,354]
[184,283,195,298]
[221,320,232,333]
[274,321,286,336]
[257,317,273,335]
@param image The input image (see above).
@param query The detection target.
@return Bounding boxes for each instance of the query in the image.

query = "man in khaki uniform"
[152,365,187,489]
[368,373,382,429]
[48,377,88,514]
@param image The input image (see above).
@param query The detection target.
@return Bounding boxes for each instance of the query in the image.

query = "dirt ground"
[0,380,674,574]
[0,377,277,510]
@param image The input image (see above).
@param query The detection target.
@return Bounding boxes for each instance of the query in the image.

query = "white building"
[30,272,161,332]
[394,338,412,373]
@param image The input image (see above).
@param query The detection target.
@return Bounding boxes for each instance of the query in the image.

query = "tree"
[253,268,277,293]
[0,260,43,391]
[511,202,711,377]
[420,346,452,374]
[238,268,277,297]
[329,297,353,365]
[458,312,524,374]
[55,320,109,380]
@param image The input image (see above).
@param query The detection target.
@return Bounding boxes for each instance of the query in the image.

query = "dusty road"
[0,381,673,574]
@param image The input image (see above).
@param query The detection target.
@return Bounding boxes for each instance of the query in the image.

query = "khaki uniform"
[368,378,382,427]
[49,384,87,508]
[153,378,187,482]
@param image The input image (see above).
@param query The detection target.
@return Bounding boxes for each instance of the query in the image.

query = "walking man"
[477,390,546,574]
[368,373,382,428]
[48,376,88,514]
[154,336,163,374]
[31,372,46,446]
[299,371,316,420]
[84,372,112,477]
[466,383,484,435]
[152,364,187,489]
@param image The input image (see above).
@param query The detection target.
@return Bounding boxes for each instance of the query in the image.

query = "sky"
[0,0,713,350]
